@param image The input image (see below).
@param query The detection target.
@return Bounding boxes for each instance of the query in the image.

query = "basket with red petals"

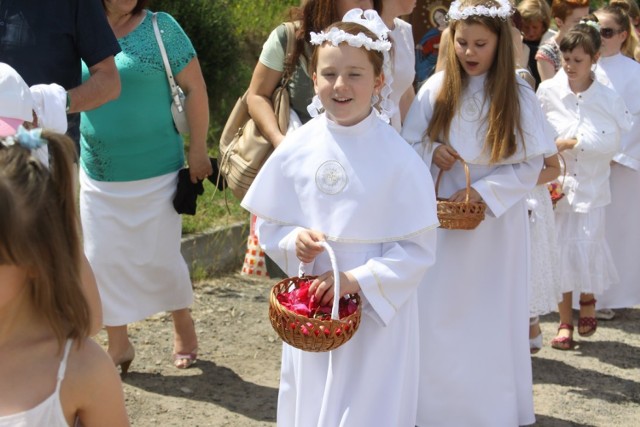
[268,242,361,352]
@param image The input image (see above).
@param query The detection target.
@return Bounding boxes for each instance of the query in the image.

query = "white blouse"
[537,71,633,212]
[594,53,640,171]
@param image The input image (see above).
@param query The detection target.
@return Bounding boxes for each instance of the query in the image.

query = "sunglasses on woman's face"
[600,27,623,39]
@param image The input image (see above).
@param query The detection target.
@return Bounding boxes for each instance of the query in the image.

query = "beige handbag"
[218,22,296,200]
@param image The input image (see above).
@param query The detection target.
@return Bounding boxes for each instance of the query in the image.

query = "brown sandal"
[578,298,598,337]
[551,323,574,350]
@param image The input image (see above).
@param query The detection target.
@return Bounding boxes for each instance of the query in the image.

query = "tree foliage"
[149,0,297,138]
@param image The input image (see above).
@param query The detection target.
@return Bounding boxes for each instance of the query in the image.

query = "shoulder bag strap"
[281,21,297,86]
[152,13,184,113]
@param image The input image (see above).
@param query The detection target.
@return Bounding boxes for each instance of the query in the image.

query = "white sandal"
[595,308,616,320]
[529,316,542,354]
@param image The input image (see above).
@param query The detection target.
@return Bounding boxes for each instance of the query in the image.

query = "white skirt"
[527,185,563,315]
[555,207,618,295]
[80,169,193,326]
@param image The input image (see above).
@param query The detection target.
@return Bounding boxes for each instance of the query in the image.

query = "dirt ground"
[95,273,640,427]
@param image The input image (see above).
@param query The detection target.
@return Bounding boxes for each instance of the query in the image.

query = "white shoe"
[529,316,542,354]
[596,308,615,320]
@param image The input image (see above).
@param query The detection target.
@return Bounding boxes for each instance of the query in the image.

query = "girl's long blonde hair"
[0,130,90,350]
[427,0,524,163]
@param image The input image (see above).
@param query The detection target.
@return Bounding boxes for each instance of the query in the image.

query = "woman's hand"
[187,147,213,183]
[448,187,483,203]
[433,145,459,171]
[295,229,326,264]
[309,271,360,306]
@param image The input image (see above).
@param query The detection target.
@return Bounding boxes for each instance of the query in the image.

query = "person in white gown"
[242,11,439,427]
[590,4,640,315]
[402,0,551,425]
[526,153,563,353]
[374,0,418,131]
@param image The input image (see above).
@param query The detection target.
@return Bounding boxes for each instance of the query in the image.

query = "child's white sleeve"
[472,155,544,218]
[348,229,437,327]
[612,97,638,170]
[255,218,309,278]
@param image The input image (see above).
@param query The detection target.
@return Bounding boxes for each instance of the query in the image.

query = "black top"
[0,0,121,144]
[524,38,542,89]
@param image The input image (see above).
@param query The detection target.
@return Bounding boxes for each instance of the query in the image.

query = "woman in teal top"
[79,0,211,375]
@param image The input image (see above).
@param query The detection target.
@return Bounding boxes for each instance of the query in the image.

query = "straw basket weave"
[268,242,361,352]
[435,158,486,230]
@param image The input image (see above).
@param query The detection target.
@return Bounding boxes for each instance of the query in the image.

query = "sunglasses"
[600,27,623,39]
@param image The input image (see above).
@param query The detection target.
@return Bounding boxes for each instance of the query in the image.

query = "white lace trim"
[447,0,513,21]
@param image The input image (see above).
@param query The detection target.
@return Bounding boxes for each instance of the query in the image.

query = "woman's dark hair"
[288,0,348,67]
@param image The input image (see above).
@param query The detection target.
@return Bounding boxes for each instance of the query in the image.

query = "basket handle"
[298,241,341,320]
[435,157,471,204]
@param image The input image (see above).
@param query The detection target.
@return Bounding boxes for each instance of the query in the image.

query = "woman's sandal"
[550,323,574,350]
[578,298,598,337]
[173,349,198,369]
[529,316,543,354]
[113,345,135,379]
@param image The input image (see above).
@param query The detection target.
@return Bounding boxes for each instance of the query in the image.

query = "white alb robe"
[593,54,640,309]
[402,72,549,427]
[242,111,439,427]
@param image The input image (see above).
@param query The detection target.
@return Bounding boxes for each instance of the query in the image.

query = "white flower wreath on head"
[447,0,513,21]
[307,8,396,124]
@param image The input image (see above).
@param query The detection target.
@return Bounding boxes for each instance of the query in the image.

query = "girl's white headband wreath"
[447,0,513,21]
[307,8,396,123]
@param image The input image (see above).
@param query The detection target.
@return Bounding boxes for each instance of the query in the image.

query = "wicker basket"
[268,242,361,352]
[435,158,486,230]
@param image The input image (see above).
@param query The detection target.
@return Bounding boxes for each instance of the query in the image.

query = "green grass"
[181,1,297,235]
[181,185,248,235]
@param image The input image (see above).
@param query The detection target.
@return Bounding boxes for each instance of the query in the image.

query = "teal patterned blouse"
[80,10,196,182]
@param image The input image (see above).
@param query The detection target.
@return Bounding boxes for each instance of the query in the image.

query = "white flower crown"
[309,8,392,53]
[307,8,396,124]
[447,0,513,21]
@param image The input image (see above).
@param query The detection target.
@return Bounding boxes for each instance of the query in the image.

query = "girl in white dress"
[591,4,640,314]
[527,153,563,353]
[242,11,439,427]
[537,19,632,350]
[0,129,128,426]
[374,0,418,131]
[402,0,551,425]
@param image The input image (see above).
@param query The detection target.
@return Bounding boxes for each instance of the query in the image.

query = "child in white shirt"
[537,18,632,350]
